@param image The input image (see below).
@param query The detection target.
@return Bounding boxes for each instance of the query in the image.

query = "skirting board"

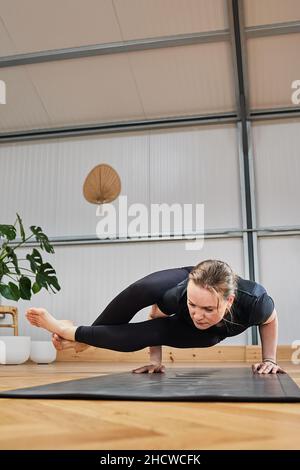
[56,345,293,363]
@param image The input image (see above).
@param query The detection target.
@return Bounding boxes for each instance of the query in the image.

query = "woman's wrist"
[149,345,162,364]
[262,357,277,365]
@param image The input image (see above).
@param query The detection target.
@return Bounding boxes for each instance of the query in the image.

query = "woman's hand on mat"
[132,363,166,374]
[252,361,286,374]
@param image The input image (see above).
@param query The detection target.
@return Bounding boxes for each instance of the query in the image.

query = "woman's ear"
[227,294,235,308]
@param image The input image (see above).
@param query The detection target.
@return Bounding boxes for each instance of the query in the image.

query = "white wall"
[252,120,300,344]
[0,124,241,236]
[258,237,300,344]
[252,120,300,228]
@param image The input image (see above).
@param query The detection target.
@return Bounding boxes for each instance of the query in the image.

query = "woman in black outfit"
[25,259,284,374]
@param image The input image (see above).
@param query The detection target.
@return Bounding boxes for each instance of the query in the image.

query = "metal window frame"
[227,0,260,345]
[1,108,300,143]
[0,112,238,143]
[7,226,300,249]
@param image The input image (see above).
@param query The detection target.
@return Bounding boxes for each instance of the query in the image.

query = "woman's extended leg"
[51,266,192,351]
[90,266,193,326]
[73,266,192,348]
[26,308,77,340]
[26,266,193,349]
[26,308,220,351]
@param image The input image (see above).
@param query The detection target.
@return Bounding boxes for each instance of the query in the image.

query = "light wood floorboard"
[0,361,299,450]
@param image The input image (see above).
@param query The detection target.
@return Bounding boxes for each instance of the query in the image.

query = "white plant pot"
[30,341,57,364]
[0,336,31,365]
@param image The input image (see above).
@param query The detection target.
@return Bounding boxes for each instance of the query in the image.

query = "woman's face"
[187,280,234,330]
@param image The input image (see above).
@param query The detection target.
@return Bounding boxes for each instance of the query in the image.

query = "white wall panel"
[0,133,150,236]
[258,237,300,344]
[0,140,59,232]
[252,120,300,227]
[0,125,241,237]
[52,133,151,237]
[150,125,241,231]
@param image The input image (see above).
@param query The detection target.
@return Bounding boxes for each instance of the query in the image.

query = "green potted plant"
[0,213,60,301]
[0,214,60,364]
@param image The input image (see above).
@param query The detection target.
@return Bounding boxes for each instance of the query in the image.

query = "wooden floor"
[0,361,300,450]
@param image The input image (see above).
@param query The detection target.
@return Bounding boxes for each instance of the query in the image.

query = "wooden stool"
[0,306,19,336]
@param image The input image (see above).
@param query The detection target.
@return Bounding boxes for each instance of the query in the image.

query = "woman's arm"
[132,304,167,374]
[252,309,285,374]
[149,304,168,365]
[260,309,278,362]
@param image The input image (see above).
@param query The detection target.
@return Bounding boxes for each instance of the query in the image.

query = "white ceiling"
[0,0,299,133]
[0,0,228,55]
[244,0,300,27]
[248,33,300,110]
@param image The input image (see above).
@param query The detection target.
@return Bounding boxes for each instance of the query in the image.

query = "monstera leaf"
[0,224,16,241]
[0,214,60,301]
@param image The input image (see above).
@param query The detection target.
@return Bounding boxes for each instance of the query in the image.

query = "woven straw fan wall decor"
[83,164,121,206]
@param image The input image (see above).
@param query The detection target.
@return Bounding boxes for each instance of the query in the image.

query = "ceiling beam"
[246,20,300,38]
[0,30,230,68]
[1,19,300,69]
[250,107,300,121]
[0,112,237,143]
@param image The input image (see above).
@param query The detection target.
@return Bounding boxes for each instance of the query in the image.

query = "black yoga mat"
[0,367,300,402]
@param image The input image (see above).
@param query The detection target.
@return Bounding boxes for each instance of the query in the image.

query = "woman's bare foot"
[25,308,75,338]
[52,336,72,351]
[51,320,77,351]
[28,316,90,353]
[52,332,89,353]
[26,308,89,348]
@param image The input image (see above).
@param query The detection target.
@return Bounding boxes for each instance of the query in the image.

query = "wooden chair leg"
[0,307,19,336]
[13,308,18,336]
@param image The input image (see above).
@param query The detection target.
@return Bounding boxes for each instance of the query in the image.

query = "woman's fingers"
[252,362,286,374]
[274,366,286,374]
[132,364,165,374]
[149,364,165,374]
[132,366,148,374]
[252,363,261,373]
[259,364,272,374]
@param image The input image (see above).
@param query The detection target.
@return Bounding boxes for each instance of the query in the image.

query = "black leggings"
[75,267,221,352]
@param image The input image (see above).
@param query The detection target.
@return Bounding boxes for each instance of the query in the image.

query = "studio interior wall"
[3,121,298,345]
